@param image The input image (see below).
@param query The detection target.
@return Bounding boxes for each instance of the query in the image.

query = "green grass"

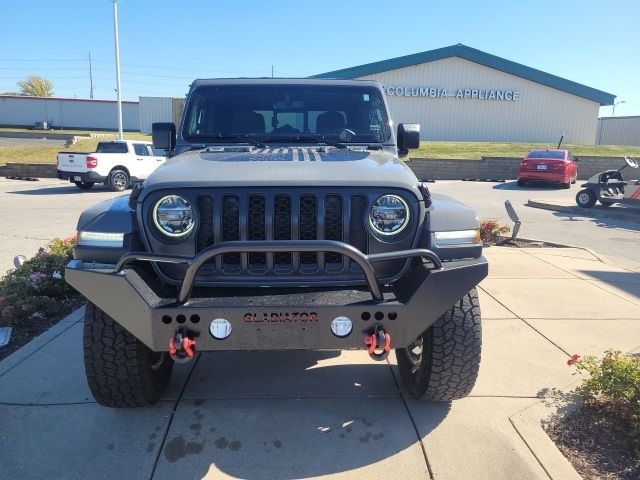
[0,132,151,166]
[410,142,640,160]
[2,136,639,167]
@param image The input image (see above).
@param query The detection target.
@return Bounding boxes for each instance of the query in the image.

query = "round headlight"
[153,195,194,237]
[369,194,410,236]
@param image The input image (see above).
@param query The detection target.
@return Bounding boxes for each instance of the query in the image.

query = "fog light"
[209,318,232,340]
[331,316,353,338]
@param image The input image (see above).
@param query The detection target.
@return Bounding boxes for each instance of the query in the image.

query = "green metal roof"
[311,44,615,106]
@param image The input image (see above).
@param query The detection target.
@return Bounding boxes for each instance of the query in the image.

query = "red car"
[517,149,578,188]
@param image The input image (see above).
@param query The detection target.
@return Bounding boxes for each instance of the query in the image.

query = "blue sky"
[0,0,638,116]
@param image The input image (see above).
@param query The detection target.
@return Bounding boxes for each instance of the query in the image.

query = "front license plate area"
[74,176,82,181]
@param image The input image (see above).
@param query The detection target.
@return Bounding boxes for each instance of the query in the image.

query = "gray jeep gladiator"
[66,78,488,407]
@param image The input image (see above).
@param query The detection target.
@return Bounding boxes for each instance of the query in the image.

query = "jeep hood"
[142,147,419,193]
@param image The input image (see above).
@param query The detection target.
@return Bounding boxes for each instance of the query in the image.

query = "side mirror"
[397,123,421,150]
[152,122,176,151]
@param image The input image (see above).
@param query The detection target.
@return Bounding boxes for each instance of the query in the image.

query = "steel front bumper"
[66,240,488,352]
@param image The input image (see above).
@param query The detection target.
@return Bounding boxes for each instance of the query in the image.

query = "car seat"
[232,111,265,134]
[316,111,346,135]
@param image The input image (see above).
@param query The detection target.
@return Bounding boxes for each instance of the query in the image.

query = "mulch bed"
[546,404,640,480]
[487,237,564,248]
[0,297,83,362]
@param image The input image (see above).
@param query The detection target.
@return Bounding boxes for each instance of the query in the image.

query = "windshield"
[526,150,565,159]
[182,84,392,144]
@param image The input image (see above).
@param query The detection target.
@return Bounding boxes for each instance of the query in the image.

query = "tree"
[17,76,54,97]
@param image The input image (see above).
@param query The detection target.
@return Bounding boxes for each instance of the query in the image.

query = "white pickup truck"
[57,140,166,191]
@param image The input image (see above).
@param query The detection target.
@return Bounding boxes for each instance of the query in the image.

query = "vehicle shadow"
[578,270,640,302]
[551,210,640,233]
[493,180,568,191]
[155,349,450,479]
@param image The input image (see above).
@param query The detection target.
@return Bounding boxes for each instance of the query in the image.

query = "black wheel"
[396,289,482,401]
[83,302,173,407]
[599,200,614,207]
[516,179,525,187]
[561,181,571,189]
[108,169,129,191]
[576,189,597,208]
[74,181,95,190]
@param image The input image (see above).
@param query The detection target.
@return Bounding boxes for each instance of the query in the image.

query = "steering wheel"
[625,156,638,169]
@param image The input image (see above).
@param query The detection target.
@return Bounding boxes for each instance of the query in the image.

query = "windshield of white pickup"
[182,84,392,144]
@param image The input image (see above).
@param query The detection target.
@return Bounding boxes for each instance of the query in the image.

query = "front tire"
[396,289,482,401]
[108,169,129,192]
[516,179,525,187]
[83,302,173,407]
[74,181,94,190]
[576,189,597,208]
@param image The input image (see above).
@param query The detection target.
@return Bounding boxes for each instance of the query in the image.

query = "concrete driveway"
[428,180,640,270]
[2,247,639,479]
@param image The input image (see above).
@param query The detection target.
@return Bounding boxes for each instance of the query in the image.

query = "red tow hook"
[169,328,196,363]
[365,325,391,361]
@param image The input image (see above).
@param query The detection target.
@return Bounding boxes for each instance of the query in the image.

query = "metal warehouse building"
[0,95,139,131]
[312,44,616,144]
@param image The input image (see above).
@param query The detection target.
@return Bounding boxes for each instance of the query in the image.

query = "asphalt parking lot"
[0,137,68,147]
[2,177,639,274]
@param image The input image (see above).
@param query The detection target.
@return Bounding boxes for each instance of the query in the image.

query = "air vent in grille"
[350,195,368,263]
[222,195,240,267]
[273,194,292,268]
[325,195,343,264]
[247,195,266,268]
[299,195,317,266]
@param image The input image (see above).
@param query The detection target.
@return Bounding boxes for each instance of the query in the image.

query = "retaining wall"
[1,156,637,182]
[407,156,638,181]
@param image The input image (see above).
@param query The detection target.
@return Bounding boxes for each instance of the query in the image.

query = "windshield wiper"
[208,133,267,148]
[293,135,347,149]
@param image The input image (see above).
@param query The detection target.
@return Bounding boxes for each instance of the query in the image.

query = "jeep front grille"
[195,191,368,276]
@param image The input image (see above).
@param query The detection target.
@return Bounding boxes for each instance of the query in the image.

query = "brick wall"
[1,156,637,182]
[407,156,638,181]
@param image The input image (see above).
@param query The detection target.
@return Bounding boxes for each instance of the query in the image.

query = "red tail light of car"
[86,156,98,169]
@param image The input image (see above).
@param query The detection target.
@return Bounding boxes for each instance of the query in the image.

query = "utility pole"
[271,65,274,78]
[88,52,94,99]
[112,0,123,140]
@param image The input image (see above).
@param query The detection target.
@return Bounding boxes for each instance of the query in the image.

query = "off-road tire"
[83,302,173,407]
[107,169,129,192]
[74,181,94,190]
[396,288,482,401]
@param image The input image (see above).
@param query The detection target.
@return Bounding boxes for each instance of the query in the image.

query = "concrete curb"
[0,307,84,377]
[509,388,583,480]
[527,198,640,223]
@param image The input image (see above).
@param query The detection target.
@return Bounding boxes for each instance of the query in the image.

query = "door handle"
[137,158,143,161]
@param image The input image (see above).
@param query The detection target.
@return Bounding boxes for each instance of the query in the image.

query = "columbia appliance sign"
[385,86,521,101]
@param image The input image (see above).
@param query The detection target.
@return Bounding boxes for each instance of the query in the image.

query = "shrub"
[0,237,79,324]
[569,350,640,455]
[479,219,510,244]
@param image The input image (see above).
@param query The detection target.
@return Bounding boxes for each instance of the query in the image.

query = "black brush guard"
[66,240,488,352]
